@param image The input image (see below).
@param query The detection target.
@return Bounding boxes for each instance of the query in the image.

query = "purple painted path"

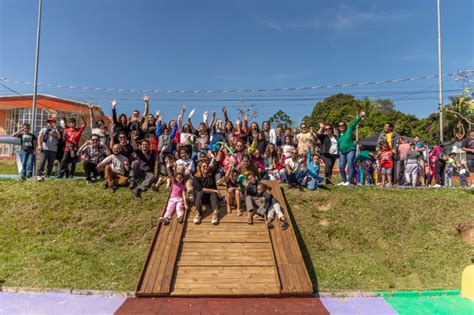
[321,297,398,315]
[0,292,126,315]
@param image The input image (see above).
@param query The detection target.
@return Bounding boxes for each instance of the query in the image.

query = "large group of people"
[12,96,474,225]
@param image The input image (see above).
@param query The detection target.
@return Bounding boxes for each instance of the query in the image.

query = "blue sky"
[0,0,473,124]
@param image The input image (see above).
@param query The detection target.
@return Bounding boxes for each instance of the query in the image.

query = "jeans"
[286,170,306,186]
[129,160,156,191]
[20,151,35,177]
[306,174,324,190]
[83,160,99,181]
[36,150,56,177]
[195,191,219,215]
[60,150,78,178]
[339,150,356,183]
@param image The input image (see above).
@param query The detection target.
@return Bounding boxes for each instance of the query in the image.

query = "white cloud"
[257,5,412,33]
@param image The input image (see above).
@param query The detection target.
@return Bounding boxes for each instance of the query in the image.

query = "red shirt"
[380,148,394,168]
[64,127,85,151]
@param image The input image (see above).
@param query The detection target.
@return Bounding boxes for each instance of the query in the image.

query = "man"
[461,129,474,188]
[97,144,129,193]
[285,149,306,190]
[129,133,156,197]
[59,114,87,178]
[79,134,110,184]
[237,154,260,180]
[36,117,61,180]
[396,137,410,185]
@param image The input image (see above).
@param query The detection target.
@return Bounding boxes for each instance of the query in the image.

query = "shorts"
[381,167,392,175]
[467,159,474,173]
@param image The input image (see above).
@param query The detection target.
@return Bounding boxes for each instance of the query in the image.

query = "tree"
[267,110,294,128]
[236,104,258,121]
[445,87,474,138]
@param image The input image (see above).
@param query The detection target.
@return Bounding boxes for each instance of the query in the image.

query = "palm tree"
[445,88,474,138]
[354,98,380,141]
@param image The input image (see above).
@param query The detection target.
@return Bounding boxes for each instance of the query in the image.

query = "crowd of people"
[12,96,474,225]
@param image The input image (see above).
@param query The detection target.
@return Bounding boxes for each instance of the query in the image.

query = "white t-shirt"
[180,132,194,146]
[285,158,302,173]
[101,154,128,175]
[176,158,194,177]
[283,145,294,158]
[329,136,339,155]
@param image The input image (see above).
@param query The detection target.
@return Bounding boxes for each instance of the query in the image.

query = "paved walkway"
[1,291,472,314]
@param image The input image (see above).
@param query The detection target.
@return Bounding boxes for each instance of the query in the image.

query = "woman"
[317,123,339,184]
[429,142,446,187]
[336,112,365,186]
[192,146,223,225]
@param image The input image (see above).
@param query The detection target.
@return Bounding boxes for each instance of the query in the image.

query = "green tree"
[445,87,474,138]
[267,110,294,128]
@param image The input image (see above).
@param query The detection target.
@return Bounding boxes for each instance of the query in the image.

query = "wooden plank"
[262,180,313,295]
[151,214,180,293]
[180,242,269,250]
[136,191,171,295]
[158,206,189,293]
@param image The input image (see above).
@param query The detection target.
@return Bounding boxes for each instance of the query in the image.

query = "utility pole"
[437,0,444,143]
[32,0,43,132]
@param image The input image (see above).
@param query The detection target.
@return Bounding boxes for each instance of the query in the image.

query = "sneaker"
[132,188,141,198]
[90,177,97,183]
[336,182,345,186]
[109,186,116,193]
[266,221,274,229]
[193,214,202,224]
[342,181,350,186]
[325,179,333,185]
[86,180,93,185]
[102,181,109,189]
[177,216,183,224]
[159,217,170,225]
[129,180,137,190]
[433,184,442,188]
[211,213,219,225]
[36,176,45,182]
[151,183,158,192]
[188,191,195,203]
[19,175,26,181]
[280,220,289,230]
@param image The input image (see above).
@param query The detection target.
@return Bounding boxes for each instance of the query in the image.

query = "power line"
[1,70,472,95]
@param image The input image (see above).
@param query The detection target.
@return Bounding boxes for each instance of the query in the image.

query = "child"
[459,163,469,188]
[356,147,373,186]
[175,148,195,202]
[305,147,325,190]
[405,143,420,187]
[252,182,289,230]
[379,143,394,187]
[225,167,242,216]
[12,123,37,180]
[159,166,188,224]
[444,153,456,188]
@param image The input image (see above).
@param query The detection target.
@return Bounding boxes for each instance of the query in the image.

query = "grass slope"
[0,177,472,292]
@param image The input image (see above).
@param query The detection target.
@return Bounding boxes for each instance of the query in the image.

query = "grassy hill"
[0,178,472,293]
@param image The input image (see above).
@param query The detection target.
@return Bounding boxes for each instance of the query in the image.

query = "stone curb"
[0,286,135,298]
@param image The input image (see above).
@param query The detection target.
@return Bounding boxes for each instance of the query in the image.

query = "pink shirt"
[398,143,410,160]
[170,181,185,198]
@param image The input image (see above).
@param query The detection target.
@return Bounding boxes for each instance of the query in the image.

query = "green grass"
[0,156,473,292]
[0,158,85,176]
[284,186,474,292]
[0,179,164,291]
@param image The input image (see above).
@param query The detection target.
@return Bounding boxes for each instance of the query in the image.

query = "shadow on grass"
[280,186,320,294]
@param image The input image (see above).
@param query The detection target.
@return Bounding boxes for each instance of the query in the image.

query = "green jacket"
[337,116,362,153]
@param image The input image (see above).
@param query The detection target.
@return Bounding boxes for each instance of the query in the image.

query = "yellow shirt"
[386,132,393,149]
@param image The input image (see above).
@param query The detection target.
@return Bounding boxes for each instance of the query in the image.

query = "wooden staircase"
[136,180,313,297]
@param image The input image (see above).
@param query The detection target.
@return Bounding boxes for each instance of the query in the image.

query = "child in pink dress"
[159,166,188,224]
